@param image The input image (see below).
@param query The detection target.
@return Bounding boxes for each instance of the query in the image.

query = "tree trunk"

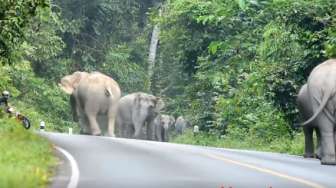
[147,9,161,92]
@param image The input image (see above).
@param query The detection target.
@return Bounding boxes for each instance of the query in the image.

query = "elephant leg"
[84,100,102,136]
[79,116,90,134]
[315,128,322,159]
[70,94,78,122]
[114,120,120,137]
[125,124,134,138]
[122,124,128,138]
[147,120,156,141]
[86,114,101,136]
[303,126,315,158]
[317,116,336,165]
[107,115,116,137]
[122,125,131,138]
[155,124,162,141]
[133,121,145,139]
[163,129,169,142]
[107,105,118,137]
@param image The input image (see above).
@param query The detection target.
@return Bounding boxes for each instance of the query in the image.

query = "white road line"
[55,146,80,188]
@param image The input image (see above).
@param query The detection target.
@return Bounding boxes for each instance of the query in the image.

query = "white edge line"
[55,146,80,188]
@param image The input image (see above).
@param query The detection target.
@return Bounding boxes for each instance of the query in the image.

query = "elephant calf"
[153,114,175,142]
[174,116,190,135]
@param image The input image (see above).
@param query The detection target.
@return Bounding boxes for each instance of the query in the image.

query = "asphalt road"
[41,132,336,188]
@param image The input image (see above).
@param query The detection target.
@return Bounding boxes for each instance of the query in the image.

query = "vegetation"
[0,118,56,188]
[173,130,305,155]
[1,0,336,185]
[158,0,336,151]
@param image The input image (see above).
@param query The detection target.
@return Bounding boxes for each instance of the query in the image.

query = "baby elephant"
[175,116,190,135]
[153,115,175,142]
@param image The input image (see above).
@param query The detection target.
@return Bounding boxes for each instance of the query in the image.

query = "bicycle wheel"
[22,117,31,129]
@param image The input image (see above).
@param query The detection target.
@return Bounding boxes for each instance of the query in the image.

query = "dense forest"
[1,0,336,153]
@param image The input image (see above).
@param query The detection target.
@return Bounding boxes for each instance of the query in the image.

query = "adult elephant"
[153,114,175,142]
[116,92,164,140]
[302,59,336,165]
[297,84,321,159]
[59,71,121,136]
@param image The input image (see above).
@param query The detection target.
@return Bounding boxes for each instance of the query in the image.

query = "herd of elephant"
[59,59,336,165]
[59,71,190,142]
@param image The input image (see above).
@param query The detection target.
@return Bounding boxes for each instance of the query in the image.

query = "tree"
[0,0,49,64]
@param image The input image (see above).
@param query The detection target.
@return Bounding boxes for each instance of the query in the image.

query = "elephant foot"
[315,153,321,159]
[321,161,336,165]
[321,157,336,165]
[108,133,116,137]
[92,132,102,136]
[80,130,91,135]
[316,150,322,159]
[303,153,315,158]
[91,129,102,136]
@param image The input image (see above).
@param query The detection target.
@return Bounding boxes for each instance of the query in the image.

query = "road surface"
[41,132,336,188]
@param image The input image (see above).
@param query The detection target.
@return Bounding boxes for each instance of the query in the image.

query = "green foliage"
[7,61,75,132]
[103,44,148,93]
[4,0,336,166]
[0,0,49,64]
[0,118,56,188]
[157,0,336,147]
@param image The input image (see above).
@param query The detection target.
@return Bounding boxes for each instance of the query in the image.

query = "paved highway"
[41,132,336,188]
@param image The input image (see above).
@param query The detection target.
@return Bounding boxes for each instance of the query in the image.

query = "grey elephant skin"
[153,114,175,142]
[302,59,336,165]
[297,84,321,159]
[174,116,190,135]
[116,92,164,140]
[59,71,121,136]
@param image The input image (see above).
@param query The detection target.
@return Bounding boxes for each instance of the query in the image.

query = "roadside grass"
[0,118,57,188]
[172,130,304,156]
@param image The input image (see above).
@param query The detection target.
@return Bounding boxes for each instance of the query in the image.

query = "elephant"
[174,116,190,135]
[59,71,121,136]
[297,84,321,158]
[302,59,336,165]
[115,92,164,140]
[153,114,175,142]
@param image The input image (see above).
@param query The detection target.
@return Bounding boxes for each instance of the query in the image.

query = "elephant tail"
[313,96,336,125]
[104,88,113,97]
[301,89,334,126]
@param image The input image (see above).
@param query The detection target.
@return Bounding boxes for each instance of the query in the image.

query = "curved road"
[41,132,336,188]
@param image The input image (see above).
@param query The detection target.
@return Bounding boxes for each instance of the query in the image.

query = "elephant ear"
[59,71,88,94]
[155,97,165,112]
[59,78,74,94]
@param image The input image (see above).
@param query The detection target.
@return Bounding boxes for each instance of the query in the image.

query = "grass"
[172,130,305,156]
[0,118,57,188]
